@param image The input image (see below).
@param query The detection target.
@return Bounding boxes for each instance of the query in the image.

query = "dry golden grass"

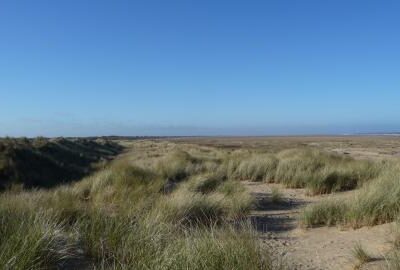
[0,140,274,269]
[2,136,400,269]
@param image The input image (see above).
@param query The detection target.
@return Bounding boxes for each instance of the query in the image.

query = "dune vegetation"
[0,137,122,190]
[2,138,400,269]
[226,148,383,195]
[0,140,276,270]
[300,161,400,228]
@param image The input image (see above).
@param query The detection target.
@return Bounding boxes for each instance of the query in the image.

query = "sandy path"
[244,181,395,270]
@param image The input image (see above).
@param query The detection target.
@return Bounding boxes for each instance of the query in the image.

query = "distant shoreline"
[1,133,400,140]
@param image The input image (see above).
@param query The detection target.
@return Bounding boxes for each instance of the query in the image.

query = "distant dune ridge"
[0,137,123,190]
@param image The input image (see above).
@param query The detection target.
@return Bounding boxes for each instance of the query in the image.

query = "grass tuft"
[271,186,283,203]
[352,242,373,267]
[300,162,400,228]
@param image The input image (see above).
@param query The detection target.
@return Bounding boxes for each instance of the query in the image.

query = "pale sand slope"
[244,182,395,270]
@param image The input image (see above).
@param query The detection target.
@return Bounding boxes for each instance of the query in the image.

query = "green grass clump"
[275,151,323,188]
[164,224,275,270]
[306,168,357,195]
[155,190,226,226]
[301,162,400,228]
[76,211,160,268]
[300,199,349,227]
[235,154,278,182]
[154,182,252,225]
[78,212,274,270]
[188,173,225,194]
[352,242,373,266]
[0,208,70,270]
[72,162,165,215]
[347,165,400,226]
[156,150,218,182]
[217,179,245,195]
[271,186,283,203]
[387,251,400,270]
[275,149,381,194]
[227,148,381,195]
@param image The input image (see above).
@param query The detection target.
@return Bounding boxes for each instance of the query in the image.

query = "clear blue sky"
[1,1,399,136]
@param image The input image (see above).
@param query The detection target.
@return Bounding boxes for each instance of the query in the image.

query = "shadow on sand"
[249,191,307,234]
